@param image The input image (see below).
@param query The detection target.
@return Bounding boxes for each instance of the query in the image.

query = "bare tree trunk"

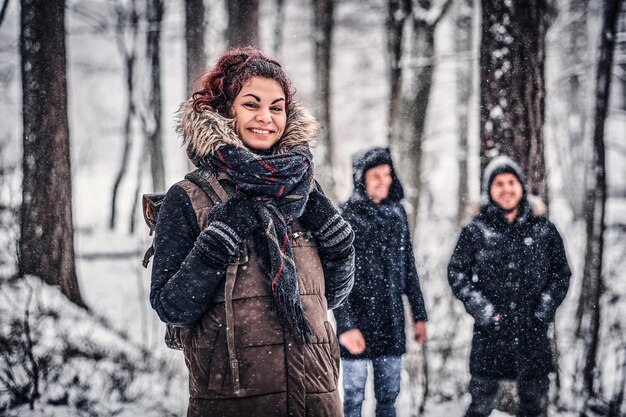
[454,0,474,224]
[19,0,85,307]
[312,0,336,200]
[392,0,451,231]
[129,144,147,235]
[480,0,551,199]
[385,0,410,147]
[273,0,286,56]
[185,0,206,96]
[0,0,10,27]
[559,0,591,219]
[613,6,626,114]
[110,0,139,230]
[146,0,165,192]
[576,0,620,402]
[399,19,434,231]
[227,0,259,48]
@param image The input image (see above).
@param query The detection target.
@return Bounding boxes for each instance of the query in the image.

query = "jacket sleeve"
[534,222,572,323]
[332,293,357,335]
[324,205,356,334]
[149,185,230,327]
[330,206,358,335]
[314,213,356,310]
[400,207,428,322]
[447,224,496,325]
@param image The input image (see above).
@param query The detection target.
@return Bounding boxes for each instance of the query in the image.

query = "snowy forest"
[1,0,625,416]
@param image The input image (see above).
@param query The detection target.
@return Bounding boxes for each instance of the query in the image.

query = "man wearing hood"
[448,156,571,417]
[334,147,428,417]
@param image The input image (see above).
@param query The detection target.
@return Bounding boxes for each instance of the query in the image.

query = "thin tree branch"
[0,0,10,28]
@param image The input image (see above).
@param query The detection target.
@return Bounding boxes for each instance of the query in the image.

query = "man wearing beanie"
[448,155,571,417]
[334,147,428,417]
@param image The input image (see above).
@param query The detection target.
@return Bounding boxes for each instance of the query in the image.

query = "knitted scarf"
[208,143,314,342]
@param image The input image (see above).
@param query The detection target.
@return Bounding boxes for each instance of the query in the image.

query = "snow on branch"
[412,0,453,27]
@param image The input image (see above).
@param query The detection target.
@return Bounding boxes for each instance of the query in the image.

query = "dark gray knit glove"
[300,191,353,251]
[195,192,258,262]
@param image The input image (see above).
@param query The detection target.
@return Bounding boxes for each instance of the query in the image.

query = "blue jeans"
[342,356,402,417]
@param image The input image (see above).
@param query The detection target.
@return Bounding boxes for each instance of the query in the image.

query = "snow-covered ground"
[0,276,186,417]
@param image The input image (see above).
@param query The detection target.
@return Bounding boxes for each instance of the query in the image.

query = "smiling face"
[231,76,287,152]
[489,172,523,212]
[364,164,393,204]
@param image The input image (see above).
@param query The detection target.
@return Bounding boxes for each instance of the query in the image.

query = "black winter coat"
[448,198,571,378]
[333,147,427,359]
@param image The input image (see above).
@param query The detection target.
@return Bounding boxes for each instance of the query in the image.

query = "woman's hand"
[195,192,259,262]
[299,191,354,254]
[206,192,259,242]
[300,190,340,234]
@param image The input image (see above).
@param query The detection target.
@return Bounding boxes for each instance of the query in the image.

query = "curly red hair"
[192,47,294,117]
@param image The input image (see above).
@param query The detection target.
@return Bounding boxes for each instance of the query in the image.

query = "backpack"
[141,167,235,350]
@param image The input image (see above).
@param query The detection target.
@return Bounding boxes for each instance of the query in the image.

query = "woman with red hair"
[150,47,355,417]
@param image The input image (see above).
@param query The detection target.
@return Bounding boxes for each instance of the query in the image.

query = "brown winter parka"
[150,101,354,417]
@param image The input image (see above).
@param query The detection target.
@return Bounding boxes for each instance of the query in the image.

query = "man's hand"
[339,329,366,355]
[414,321,427,344]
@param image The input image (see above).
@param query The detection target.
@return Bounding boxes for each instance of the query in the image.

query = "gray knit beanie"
[481,156,526,204]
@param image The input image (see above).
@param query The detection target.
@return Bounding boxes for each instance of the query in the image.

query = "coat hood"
[348,147,404,203]
[176,99,319,166]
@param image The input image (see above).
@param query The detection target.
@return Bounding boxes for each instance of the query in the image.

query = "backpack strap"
[185,167,229,203]
[140,169,226,269]
[185,167,243,396]
[225,260,241,395]
[142,246,155,269]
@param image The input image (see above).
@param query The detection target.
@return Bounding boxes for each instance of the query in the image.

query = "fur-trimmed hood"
[176,99,319,166]
[464,194,548,221]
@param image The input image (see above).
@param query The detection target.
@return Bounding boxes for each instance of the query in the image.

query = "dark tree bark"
[185,0,206,96]
[385,0,410,147]
[110,0,139,230]
[0,0,10,27]
[146,0,165,192]
[312,0,336,200]
[454,0,474,224]
[614,3,626,113]
[576,0,621,401]
[227,0,259,48]
[19,0,84,307]
[390,0,451,230]
[479,0,551,199]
